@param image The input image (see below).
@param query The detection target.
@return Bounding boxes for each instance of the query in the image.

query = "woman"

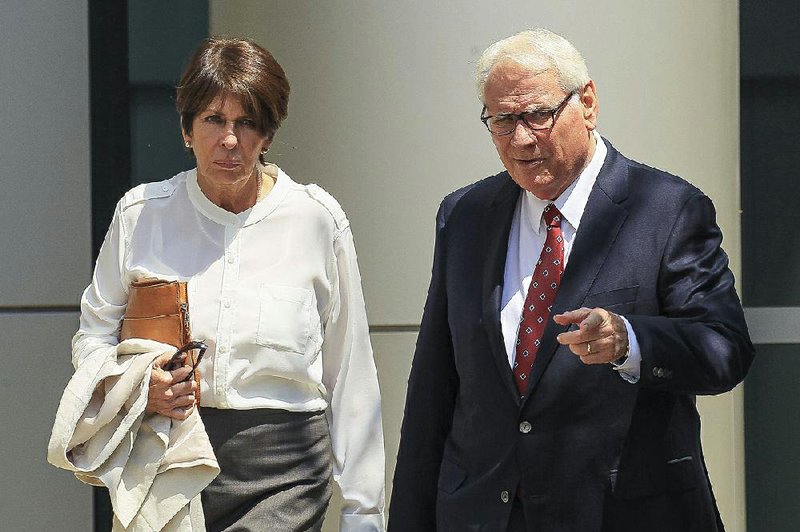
[73,38,385,531]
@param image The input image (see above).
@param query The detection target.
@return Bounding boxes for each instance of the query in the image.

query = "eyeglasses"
[480,90,577,136]
[165,340,208,383]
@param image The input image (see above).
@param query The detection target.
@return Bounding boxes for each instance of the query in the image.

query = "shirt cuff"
[340,512,386,532]
[613,316,641,383]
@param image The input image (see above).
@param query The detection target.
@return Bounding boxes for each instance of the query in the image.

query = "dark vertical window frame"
[90,0,132,260]
[89,1,130,530]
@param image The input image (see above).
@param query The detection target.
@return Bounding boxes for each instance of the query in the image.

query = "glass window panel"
[744,344,800,532]
[740,79,800,306]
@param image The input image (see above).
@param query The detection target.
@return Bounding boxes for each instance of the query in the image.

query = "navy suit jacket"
[388,140,754,532]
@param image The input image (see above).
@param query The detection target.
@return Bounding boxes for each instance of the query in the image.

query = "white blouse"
[73,166,385,530]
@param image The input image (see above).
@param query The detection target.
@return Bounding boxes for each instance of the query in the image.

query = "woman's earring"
[185,141,192,148]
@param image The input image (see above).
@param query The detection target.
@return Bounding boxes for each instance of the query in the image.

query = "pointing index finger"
[553,307,592,326]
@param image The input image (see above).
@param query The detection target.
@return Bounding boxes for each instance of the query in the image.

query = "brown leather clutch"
[120,279,190,347]
[120,278,200,403]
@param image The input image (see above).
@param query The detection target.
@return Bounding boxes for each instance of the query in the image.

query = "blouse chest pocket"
[256,284,314,355]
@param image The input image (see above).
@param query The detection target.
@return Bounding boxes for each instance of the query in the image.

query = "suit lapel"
[522,142,631,402]
[481,174,523,405]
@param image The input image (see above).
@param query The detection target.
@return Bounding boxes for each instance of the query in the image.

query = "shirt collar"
[520,130,607,235]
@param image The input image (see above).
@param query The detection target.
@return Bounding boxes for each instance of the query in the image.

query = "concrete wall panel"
[0,0,91,307]
[0,313,92,531]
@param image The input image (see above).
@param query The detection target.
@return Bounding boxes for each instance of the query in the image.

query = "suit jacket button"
[519,421,532,433]
[500,490,510,503]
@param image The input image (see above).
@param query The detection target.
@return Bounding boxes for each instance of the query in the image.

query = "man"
[388,29,753,532]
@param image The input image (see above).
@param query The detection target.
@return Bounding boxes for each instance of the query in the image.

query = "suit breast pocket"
[583,285,639,313]
[256,284,313,355]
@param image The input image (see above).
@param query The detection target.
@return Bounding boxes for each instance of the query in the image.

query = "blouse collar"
[187,165,291,227]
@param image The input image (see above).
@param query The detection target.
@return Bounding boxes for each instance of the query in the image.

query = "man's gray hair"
[475,29,590,103]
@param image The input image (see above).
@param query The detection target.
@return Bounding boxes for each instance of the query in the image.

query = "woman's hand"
[146,352,197,420]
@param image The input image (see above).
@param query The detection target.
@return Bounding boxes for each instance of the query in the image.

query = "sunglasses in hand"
[164,340,208,383]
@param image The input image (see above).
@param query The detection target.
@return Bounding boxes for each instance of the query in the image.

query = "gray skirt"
[199,407,333,532]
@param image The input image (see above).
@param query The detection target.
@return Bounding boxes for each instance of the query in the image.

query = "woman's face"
[184,94,271,196]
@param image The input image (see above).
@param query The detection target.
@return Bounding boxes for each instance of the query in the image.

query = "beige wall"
[211,1,744,530]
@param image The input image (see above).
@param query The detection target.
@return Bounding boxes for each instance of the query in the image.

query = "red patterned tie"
[513,204,564,395]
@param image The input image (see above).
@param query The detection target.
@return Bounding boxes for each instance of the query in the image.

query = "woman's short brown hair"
[176,38,290,144]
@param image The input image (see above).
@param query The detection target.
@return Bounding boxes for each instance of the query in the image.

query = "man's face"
[483,63,598,200]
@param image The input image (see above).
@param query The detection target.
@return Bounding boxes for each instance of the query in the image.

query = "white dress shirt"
[73,166,385,530]
[500,131,641,381]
